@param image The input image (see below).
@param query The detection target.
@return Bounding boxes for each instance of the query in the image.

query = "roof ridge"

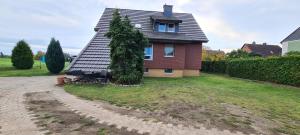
[104,7,192,15]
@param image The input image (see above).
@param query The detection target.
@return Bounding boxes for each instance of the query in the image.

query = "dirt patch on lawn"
[97,100,280,135]
[25,92,142,135]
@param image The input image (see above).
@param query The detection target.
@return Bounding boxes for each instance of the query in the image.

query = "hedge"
[201,60,227,74]
[227,56,300,86]
[201,56,300,86]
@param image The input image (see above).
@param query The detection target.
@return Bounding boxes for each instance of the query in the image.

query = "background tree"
[34,51,45,60]
[45,38,65,74]
[105,9,148,84]
[0,52,4,58]
[226,49,261,59]
[11,40,34,69]
[202,46,225,61]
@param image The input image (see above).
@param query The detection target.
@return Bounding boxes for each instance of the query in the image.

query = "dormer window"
[158,23,167,32]
[167,24,175,32]
[157,23,176,32]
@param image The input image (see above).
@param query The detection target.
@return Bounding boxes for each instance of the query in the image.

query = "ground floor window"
[164,68,173,74]
[164,44,174,57]
[144,44,153,60]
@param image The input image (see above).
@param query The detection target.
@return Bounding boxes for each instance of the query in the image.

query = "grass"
[65,73,300,134]
[0,57,69,77]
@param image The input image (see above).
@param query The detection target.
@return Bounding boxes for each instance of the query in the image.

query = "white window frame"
[167,23,175,32]
[144,44,153,60]
[164,68,173,74]
[164,44,175,57]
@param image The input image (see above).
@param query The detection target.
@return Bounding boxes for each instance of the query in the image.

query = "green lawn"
[65,73,300,135]
[0,57,69,77]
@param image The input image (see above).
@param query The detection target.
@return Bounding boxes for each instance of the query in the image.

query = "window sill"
[164,56,174,58]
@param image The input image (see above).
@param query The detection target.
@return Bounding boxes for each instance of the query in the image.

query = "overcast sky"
[0,0,299,55]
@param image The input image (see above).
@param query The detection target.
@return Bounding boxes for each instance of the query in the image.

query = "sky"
[0,0,299,55]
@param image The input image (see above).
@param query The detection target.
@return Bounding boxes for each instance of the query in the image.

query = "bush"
[11,40,34,69]
[227,56,300,86]
[105,9,148,85]
[201,60,227,73]
[286,51,300,56]
[45,38,65,74]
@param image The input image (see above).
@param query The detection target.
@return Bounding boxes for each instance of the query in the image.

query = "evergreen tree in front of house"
[45,38,65,74]
[11,40,34,69]
[105,9,149,85]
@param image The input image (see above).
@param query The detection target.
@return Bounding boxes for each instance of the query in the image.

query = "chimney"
[163,4,173,17]
[263,43,267,45]
[252,41,256,45]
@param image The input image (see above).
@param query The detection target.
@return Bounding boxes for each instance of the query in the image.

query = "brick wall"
[144,42,202,70]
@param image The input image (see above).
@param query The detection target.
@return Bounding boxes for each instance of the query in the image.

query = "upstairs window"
[167,24,175,32]
[144,44,153,60]
[157,23,176,32]
[164,44,174,57]
[158,23,167,32]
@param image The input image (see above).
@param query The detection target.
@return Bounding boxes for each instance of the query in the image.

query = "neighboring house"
[68,5,208,77]
[241,42,282,57]
[281,27,300,55]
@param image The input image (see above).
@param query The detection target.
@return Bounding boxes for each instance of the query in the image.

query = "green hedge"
[227,56,300,86]
[201,60,227,74]
[201,57,300,86]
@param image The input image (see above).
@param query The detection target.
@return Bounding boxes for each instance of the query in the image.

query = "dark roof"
[281,27,300,43]
[150,15,182,23]
[241,43,282,57]
[68,7,208,73]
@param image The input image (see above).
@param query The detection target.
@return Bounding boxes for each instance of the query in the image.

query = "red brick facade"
[144,42,202,70]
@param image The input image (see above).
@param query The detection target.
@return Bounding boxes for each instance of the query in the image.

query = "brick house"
[241,42,282,57]
[68,5,208,77]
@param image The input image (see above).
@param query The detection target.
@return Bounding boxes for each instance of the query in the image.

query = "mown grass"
[65,73,300,134]
[0,57,68,77]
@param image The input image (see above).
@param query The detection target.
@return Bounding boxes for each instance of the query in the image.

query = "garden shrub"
[201,60,227,74]
[45,38,65,74]
[227,56,300,86]
[11,40,34,69]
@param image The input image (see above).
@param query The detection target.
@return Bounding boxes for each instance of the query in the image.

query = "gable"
[281,27,300,43]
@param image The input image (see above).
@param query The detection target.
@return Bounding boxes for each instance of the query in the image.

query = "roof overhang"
[150,15,182,23]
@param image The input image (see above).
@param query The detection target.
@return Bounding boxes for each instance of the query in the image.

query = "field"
[0,58,68,77]
[65,73,300,135]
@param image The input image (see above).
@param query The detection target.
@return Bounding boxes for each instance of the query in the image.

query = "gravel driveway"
[0,76,247,135]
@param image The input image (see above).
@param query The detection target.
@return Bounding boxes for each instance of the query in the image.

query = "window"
[144,44,153,60]
[167,24,175,32]
[144,68,149,73]
[158,23,166,32]
[164,44,174,57]
[164,68,173,74]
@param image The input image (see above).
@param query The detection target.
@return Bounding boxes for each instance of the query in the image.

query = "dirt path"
[0,76,250,135]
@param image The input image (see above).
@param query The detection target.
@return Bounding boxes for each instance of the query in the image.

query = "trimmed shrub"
[227,56,300,86]
[201,60,227,73]
[45,38,65,74]
[11,40,34,69]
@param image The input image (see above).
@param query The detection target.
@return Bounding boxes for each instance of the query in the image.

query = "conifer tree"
[45,38,65,74]
[11,40,34,69]
[105,9,148,84]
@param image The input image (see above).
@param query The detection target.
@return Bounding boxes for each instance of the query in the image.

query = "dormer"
[151,5,182,33]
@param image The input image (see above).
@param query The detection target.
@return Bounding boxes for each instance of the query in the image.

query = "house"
[241,42,282,57]
[281,27,300,55]
[67,5,208,77]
